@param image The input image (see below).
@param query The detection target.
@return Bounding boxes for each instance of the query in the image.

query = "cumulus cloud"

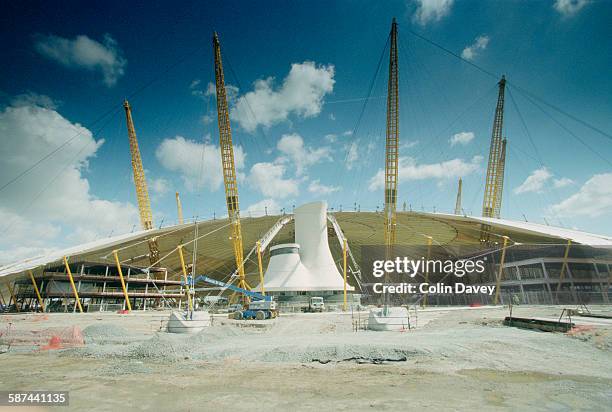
[461,35,490,61]
[155,135,245,191]
[231,61,335,132]
[553,177,574,188]
[554,0,589,17]
[368,155,482,190]
[514,167,552,194]
[450,131,475,146]
[248,162,299,199]
[514,167,574,195]
[308,179,340,196]
[34,33,126,86]
[245,198,281,217]
[276,133,332,176]
[551,173,612,217]
[11,92,59,110]
[411,0,454,25]
[0,103,139,263]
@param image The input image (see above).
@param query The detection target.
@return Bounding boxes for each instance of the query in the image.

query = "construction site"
[1,12,612,412]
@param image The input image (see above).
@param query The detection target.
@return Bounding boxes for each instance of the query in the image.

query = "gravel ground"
[1,305,611,411]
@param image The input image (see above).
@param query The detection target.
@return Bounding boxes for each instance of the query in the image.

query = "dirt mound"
[83,323,131,344]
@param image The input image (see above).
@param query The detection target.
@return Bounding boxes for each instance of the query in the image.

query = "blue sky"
[0,0,611,262]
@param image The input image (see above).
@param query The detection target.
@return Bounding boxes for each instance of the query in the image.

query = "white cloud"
[346,141,359,170]
[11,92,59,110]
[231,61,335,132]
[276,133,332,176]
[155,135,245,191]
[0,103,139,263]
[248,162,299,199]
[514,167,552,194]
[551,173,612,217]
[450,131,475,146]
[553,177,574,189]
[411,0,454,25]
[514,167,575,194]
[308,179,340,195]
[34,33,126,86]
[329,113,336,121]
[554,0,589,17]
[461,35,490,61]
[245,198,281,217]
[342,130,353,136]
[368,155,482,191]
[150,177,170,196]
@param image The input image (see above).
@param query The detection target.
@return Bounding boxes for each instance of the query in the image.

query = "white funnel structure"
[257,201,352,292]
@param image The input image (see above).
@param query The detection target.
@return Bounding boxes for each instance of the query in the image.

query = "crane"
[123,100,160,266]
[384,18,400,248]
[212,32,248,295]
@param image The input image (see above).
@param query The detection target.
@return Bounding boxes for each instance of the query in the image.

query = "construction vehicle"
[192,275,278,320]
[302,296,325,313]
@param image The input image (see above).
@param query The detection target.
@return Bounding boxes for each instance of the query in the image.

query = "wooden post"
[6,282,20,312]
[555,239,572,303]
[28,270,45,312]
[63,256,83,313]
[256,241,265,295]
[177,245,193,312]
[112,250,132,311]
[494,236,510,305]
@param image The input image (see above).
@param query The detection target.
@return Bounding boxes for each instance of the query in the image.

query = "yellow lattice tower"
[123,100,160,265]
[493,138,507,217]
[175,191,184,225]
[384,18,400,248]
[482,76,507,219]
[454,177,462,215]
[212,32,247,293]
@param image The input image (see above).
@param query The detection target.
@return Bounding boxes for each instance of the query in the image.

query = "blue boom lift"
[191,275,278,320]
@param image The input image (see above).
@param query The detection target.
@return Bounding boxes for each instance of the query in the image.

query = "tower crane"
[384,18,400,248]
[123,100,160,266]
[212,32,248,294]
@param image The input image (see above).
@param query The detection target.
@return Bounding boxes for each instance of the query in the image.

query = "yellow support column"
[28,270,45,312]
[422,236,433,308]
[177,245,193,312]
[6,282,20,312]
[555,239,572,302]
[343,238,348,311]
[63,256,83,313]
[256,241,265,295]
[112,250,132,311]
[493,236,510,305]
[0,287,5,305]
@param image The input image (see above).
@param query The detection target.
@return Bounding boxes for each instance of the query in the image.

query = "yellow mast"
[482,76,506,219]
[384,18,400,248]
[212,32,247,293]
[123,100,160,266]
[175,191,184,225]
[454,177,462,215]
